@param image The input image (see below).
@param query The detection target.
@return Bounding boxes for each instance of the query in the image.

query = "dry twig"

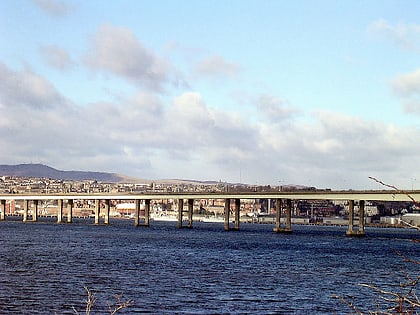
[368,176,420,207]
[72,287,133,315]
[84,286,96,315]
[107,294,134,315]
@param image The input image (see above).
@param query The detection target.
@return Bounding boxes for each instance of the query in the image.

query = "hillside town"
[0,175,417,227]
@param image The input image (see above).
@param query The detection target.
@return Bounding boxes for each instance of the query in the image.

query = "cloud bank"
[1,17,420,190]
[1,54,418,189]
[84,24,172,91]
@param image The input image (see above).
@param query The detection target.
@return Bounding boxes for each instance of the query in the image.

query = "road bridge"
[0,190,418,236]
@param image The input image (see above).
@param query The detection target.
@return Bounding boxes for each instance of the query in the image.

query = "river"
[0,218,418,314]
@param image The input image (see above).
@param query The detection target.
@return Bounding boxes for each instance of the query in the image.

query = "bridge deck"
[0,190,419,202]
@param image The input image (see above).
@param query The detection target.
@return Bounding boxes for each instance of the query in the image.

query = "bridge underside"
[0,196,373,237]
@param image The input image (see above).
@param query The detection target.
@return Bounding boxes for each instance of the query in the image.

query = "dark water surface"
[0,219,418,314]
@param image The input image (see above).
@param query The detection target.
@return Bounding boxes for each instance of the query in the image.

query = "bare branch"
[332,294,364,314]
[395,250,420,265]
[73,287,134,315]
[359,283,400,300]
[369,176,419,206]
[107,294,134,315]
[397,217,420,230]
[83,286,96,315]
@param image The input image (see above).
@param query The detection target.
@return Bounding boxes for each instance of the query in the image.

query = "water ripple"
[0,220,418,314]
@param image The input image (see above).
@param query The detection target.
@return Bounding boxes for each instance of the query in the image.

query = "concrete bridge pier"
[32,200,38,222]
[177,199,184,229]
[358,200,365,234]
[274,199,292,233]
[273,198,281,232]
[285,199,292,232]
[104,199,110,225]
[224,198,231,231]
[177,198,193,228]
[135,199,150,227]
[233,198,240,230]
[187,199,193,228]
[57,199,63,223]
[94,199,100,224]
[134,199,140,226]
[0,200,5,221]
[346,200,366,237]
[144,199,150,226]
[67,199,73,223]
[23,199,29,222]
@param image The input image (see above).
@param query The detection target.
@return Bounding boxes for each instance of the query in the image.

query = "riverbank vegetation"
[72,286,133,315]
[333,249,419,313]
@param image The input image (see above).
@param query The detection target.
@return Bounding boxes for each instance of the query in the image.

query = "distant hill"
[0,164,219,185]
[0,164,138,183]
[0,164,310,188]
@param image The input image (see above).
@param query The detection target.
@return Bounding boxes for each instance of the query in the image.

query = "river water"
[0,218,418,314]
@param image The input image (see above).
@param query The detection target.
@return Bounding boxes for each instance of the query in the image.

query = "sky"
[1,0,420,190]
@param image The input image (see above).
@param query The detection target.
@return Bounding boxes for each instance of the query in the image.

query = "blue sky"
[1,0,420,189]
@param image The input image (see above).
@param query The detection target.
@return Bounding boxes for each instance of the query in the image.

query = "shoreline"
[1,213,415,229]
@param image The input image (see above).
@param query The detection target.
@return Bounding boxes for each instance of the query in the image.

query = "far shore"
[2,213,411,229]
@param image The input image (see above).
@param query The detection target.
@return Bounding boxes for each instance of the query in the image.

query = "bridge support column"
[346,200,365,237]
[346,200,354,235]
[187,199,193,228]
[224,199,231,231]
[134,199,140,226]
[178,199,184,229]
[104,199,110,225]
[23,200,29,222]
[274,198,281,232]
[67,199,73,223]
[234,199,240,230]
[285,199,292,231]
[135,199,150,227]
[33,200,38,222]
[57,199,63,223]
[0,200,5,221]
[144,199,150,227]
[94,200,100,224]
[274,199,292,233]
[358,200,365,234]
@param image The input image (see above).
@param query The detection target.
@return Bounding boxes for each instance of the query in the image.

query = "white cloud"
[0,62,66,109]
[254,94,298,123]
[392,69,420,96]
[39,45,74,70]
[194,55,243,80]
[172,92,212,124]
[403,99,420,114]
[368,20,420,116]
[368,19,420,52]
[1,61,420,188]
[159,92,258,162]
[84,24,173,91]
[33,0,73,17]
[256,109,420,188]
[391,68,420,114]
